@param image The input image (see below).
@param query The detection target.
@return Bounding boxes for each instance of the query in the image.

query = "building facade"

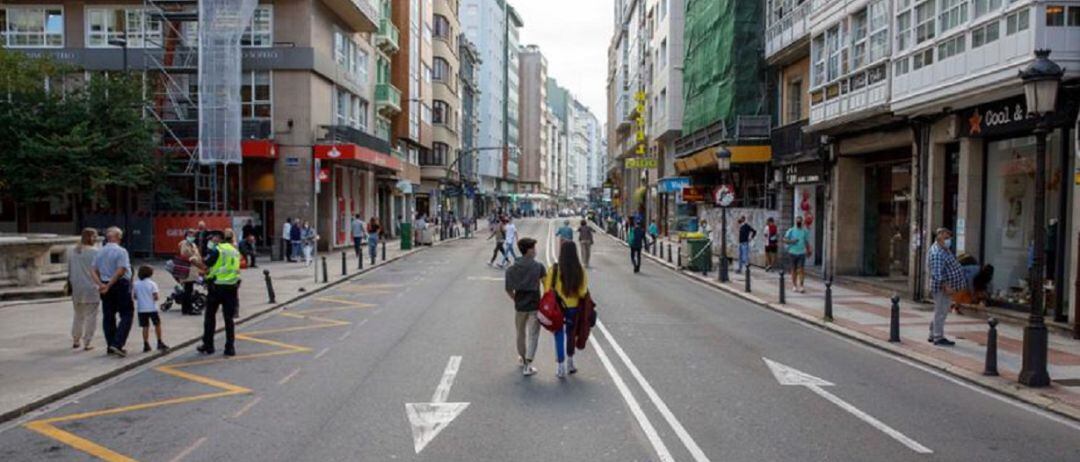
[418,0,463,218]
[517,44,548,211]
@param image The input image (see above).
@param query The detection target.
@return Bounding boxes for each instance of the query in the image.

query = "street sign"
[714,184,735,207]
[625,157,658,169]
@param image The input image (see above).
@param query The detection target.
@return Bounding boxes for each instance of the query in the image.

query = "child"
[134,265,168,352]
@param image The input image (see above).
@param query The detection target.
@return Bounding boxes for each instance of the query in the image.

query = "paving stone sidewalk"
[624,232,1080,420]
[0,230,468,423]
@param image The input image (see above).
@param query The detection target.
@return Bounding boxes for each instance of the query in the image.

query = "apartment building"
[416,0,462,218]
[0,0,424,254]
[649,0,685,234]
[458,34,482,215]
[390,0,433,220]
[547,78,572,200]
[517,44,548,211]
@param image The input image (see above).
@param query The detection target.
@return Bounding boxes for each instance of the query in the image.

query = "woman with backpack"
[545,240,591,378]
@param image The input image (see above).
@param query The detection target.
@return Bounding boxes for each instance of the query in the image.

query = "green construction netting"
[682,0,766,135]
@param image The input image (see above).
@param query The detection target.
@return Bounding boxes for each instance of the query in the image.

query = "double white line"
[544,220,709,462]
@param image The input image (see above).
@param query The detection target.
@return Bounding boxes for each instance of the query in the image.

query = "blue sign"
[657,177,691,194]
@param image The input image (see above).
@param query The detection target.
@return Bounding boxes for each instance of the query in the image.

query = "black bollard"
[358,246,364,270]
[659,241,664,260]
[889,296,901,342]
[745,265,751,293]
[779,270,786,304]
[263,269,276,303]
[667,243,672,263]
[341,251,347,276]
[677,247,682,269]
[382,240,386,261]
[321,256,328,283]
[983,318,1000,376]
[824,279,833,321]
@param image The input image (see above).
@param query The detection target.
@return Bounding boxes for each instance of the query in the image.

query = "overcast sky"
[513,0,613,126]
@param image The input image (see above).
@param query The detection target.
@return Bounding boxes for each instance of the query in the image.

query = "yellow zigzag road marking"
[23,301,374,462]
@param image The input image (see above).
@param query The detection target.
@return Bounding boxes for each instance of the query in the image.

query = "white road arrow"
[763,358,933,454]
[405,356,470,454]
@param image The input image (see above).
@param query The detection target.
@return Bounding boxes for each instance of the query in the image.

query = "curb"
[592,224,1080,423]
[0,236,462,425]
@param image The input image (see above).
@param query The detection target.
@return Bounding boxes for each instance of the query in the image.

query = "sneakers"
[933,338,956,346]
[196,344,215,355]
[143,342,152,353]
[107,346,126,357]
[556,362,567,378]
[522,364,537,376]
[568,358,577,374]
[157,341,169,351]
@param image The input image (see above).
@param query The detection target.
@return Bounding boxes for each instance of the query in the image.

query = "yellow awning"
[674,145,772,175]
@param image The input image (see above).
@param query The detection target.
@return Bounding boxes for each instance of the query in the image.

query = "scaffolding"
[143,0,256,210]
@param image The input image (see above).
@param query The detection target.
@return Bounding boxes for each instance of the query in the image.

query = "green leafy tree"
[0,49,166,224]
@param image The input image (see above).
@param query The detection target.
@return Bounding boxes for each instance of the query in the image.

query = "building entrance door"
[862,161,912,278]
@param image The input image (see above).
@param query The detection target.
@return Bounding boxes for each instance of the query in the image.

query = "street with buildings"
[3,0,1080,460]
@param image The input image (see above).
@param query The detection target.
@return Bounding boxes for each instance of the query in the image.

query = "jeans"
[490,241,506,264]
[368,237,378,265]
[738,243,750,271]
[580,242,592,267]
[630,247,642,272]
[100,279,134,350]
[515,311,541,362]
[291,241,301,261]
[930,291,951,340]
[203,283,238,351]
[353,237,364,258]
[281,238,291,261]
[554,308,580,363]
[502,242,517,265]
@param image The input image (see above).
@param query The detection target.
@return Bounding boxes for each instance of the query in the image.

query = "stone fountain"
[0,233,79,289]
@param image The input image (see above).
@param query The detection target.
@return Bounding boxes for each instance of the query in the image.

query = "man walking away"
[578,219,594,268]
[784,217,811,293]
[737,216,757,273]
[351,214,366,259]
[289,219,303,264]
[239,234,258,268]
[505,238,545,376]
[556,220,574,245]
[92,226,134,357]
[628,219,645,273]
[764,217,779,271]
[927,228,966,346]
[198,229,242,357]
[282,218,293,262]
[488,218,507,267]
[502,217,519,266]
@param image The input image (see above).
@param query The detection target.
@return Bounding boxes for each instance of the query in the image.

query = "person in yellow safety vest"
[197,229,242,357]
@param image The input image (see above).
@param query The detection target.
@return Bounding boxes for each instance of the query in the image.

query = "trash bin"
[684,238,711,272]
[400,222,413,250]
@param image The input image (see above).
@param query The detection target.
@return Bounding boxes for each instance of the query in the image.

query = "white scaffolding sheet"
[198,0,258,165]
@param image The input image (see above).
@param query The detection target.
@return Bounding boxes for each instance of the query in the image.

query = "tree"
[0,49,166,225]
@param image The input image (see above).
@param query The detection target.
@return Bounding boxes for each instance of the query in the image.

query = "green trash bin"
[685,238,711,272]
[400,222,413,250]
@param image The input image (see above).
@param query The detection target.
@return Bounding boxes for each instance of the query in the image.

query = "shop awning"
[241,139,278,159]
[314,143,402,172]
[674,145,772,175]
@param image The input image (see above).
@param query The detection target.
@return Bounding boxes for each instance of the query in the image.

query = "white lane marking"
[544,219,677,462]
[404,356,470,454]
[338,329,353,341]
[167,436,207,462]
[597,321,711,462]
[231,396,262,419]
[277,367,302,385]
[589,335,675,462]
[763,358,932,454]
[314,347,331,359]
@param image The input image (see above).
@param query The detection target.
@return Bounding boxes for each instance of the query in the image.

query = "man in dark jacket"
[628,219,646,273]
[505,238,545,376]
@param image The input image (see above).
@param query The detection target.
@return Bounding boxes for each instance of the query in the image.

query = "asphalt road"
[3,218,1080,461]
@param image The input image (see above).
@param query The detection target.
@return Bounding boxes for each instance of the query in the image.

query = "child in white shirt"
[133,266,168,352]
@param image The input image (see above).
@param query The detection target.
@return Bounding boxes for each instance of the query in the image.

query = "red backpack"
[537,265,564,332]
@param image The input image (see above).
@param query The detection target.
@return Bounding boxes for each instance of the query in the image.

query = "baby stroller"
[162,259,206,315]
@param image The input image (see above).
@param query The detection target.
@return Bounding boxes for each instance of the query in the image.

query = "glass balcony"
[376,115,391,142]
[376,82,402,115]
[376,18,400,54]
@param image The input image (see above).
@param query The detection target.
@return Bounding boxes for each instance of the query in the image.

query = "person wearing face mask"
[198,229,241,356]
[927,227,966,346]
[178,229,204,315]
[784,216,812,293]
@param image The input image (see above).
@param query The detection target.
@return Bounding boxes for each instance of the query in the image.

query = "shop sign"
[784,162,823,185]
[680,186,709,203]
[962,95,1076,138]
[625,157,658,169]
[657,177,691,193]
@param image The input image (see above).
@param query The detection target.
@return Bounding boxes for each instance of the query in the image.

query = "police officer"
[197,229,242,357]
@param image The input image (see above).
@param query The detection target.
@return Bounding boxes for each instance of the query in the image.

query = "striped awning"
[674,145,772,175]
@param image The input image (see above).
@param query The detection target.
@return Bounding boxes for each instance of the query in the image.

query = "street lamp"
[715,144,732,282]
[1017,49,1063,388]
[107,37,128,72]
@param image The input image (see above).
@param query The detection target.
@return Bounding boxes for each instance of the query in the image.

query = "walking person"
[178,229,203,315]
[504,238,545,376]
[239,233,258,268]
[67,228,100,351]
[927,228,966,346]
[197,229,241,356]
[487,218,507,267]
[502,217,519,266]
[736,216,757,273]
[367,217,381,266]
[545,241,591,378]
[289,218,303,264]
[91,227,134,357]
[784,216,811,293]
[241,219,256,244]
[578,219,594,268]
[351,214,366,259]
[300,221,317,266]
[647,221,659,252]
[764,217,779,271]
[195,220,210,256]
[556,220,574,245]
[282,218,294,262]
[133,266,168,353]
[628,219,645,273]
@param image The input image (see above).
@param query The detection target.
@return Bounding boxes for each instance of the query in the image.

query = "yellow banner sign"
[625,157,658,169]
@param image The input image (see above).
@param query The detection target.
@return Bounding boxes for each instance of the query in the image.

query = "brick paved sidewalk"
[0,230,468,422]
[628,232,1080,420]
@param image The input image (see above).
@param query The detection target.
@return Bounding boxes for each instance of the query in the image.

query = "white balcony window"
[914,0,935,44]
[938,0,967,34]
[971,20,1000,48]
[936,34,965,60]
[1005,8,1030,35]
[86,8,163,49]
[973,0,1003,19]
[912,47,933,70]
[2,6,64,48]
[896,10,912,52]
[242,6,272,47]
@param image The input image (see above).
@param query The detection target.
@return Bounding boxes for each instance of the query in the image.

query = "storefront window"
[983,132,1065,306]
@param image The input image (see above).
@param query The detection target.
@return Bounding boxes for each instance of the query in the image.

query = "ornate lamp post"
[715,145,732,282]
[1017,49,1063,388]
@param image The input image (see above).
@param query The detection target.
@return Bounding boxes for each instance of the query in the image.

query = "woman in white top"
[67,228,100,350]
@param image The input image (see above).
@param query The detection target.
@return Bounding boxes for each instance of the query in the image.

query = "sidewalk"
[631,232,1080,421]
[0,232,465,423]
